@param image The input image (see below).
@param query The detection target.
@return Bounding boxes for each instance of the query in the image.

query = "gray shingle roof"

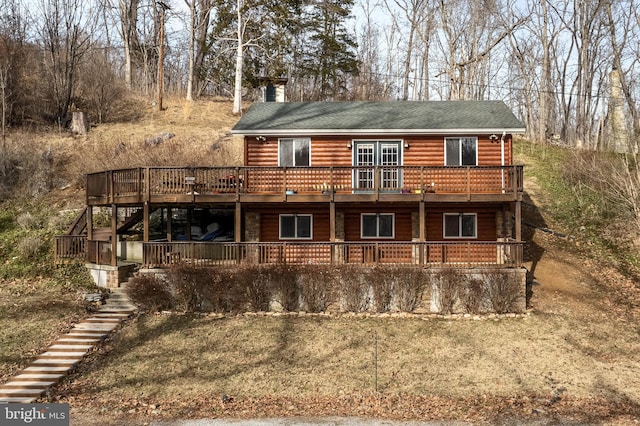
[231,101,525,135]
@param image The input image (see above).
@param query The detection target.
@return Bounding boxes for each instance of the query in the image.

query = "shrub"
[433,268,460,314]
[460,277,485,314]
[16,212,40,230]
[393,267,428,312]
[165,263,215,312]
[270,264,299,311]
[126,273,174,312]
[338,265,369,312]
[211,268,250,313]
[237,265,272,312]
[298,265,334,313]
[484,271,523,313]
[52,263,95,291]
[17,236,44,260]
[370,266,393,312]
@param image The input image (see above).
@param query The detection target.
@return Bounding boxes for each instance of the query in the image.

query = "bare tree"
[36,0,96,122]
[0,0,23,147]
[353,0,390,100]
[233,0,248,114]
[383,0,434,100]
[570,0,608,149]
[184,0,214,101]
[436,0,525,100]
[118,0,141,90]
[604,0,640,152]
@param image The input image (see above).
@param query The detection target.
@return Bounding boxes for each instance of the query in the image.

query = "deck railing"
[142,241,523,269]
[55,238,523,268]
[54,235,87,264]
[86,165,523,202]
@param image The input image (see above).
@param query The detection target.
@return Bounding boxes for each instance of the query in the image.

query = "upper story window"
[280,214,312,240]
[443,213,477,239]
[279,138,310,167]
[445,137,477,166]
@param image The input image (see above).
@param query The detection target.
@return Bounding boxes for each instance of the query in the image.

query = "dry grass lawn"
[0,279,87,382]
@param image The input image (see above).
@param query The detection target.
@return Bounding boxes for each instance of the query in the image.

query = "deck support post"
[515,200,522,242]
[166,207,172,241]
[143,202,150,243]
[111,204,117,267]
[329,202,336,242]
[419,200,426,265]
[330,202,336,264]
[419,200,425,241]
[186,208,193,241]
[235,202,241,243]
[87,206,93,241]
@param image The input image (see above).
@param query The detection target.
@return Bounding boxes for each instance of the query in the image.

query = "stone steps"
[0,396,35,403]
[13,374,65,381]
[0,287,136,403]
[48,344,94,351]
[23,366,74,374]
[0,388,45,398]
[2,380,58,389]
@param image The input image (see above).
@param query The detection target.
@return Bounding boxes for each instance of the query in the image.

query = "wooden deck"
[86,165,524,206]
[55,239,524,269]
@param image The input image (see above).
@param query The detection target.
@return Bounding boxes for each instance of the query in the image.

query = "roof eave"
[230,128,527,136]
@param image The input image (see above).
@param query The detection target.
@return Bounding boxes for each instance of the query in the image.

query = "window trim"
[279,214,313,240]
[444,137,478,166]
[443,213,478,239]
[278,138,311,167]
[360,213,395,239]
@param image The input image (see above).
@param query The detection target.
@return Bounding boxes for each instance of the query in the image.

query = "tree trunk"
[232,0,243,114]
[185,0,196,101]
[71,111,89,134]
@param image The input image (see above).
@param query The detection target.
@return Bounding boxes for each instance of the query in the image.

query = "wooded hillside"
[1,0,639,151]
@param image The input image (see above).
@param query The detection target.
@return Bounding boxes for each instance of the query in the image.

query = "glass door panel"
[354,143,375,191]
[380,143,400,190]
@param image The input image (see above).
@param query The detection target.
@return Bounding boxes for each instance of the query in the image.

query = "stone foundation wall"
[134,266,527,314]
[86,263,138,289]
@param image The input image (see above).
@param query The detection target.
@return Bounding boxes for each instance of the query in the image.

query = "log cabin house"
[55,100,526,289]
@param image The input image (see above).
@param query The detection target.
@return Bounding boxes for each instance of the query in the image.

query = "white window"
[279,138,310,167]
[279,214,312,239]
[361,213,395,239]
[443,213,477,239]
[445,137,477,166]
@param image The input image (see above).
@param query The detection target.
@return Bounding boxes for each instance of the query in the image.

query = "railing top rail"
[89,165,523,174]
[142,240,525,246]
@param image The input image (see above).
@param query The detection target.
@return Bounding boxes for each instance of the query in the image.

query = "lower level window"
[361,213,394,238]
[280,214,312,239]
[443,213,477,238]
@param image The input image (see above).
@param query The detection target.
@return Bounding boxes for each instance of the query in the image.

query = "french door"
[353,141,402,191]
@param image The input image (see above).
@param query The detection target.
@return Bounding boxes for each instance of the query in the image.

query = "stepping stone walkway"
[0,287,136,404]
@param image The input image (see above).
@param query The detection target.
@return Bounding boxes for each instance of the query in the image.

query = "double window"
[279,138,310,167]
[361,213,395,239]
[445,137,477,166]
[279,214,312,239]
[443,213,477,239]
